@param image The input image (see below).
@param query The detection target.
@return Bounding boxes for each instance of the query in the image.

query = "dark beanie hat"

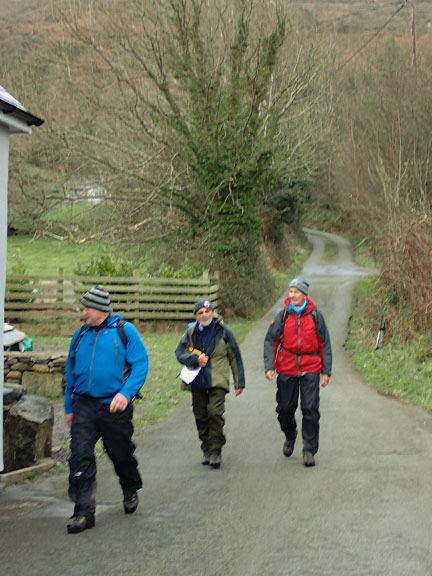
[193,298,214,315]
[289,278,309,295]
[81,285,111,312]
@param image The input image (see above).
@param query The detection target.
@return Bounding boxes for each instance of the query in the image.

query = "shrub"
[155,258,206,279]
[74,248,133,277]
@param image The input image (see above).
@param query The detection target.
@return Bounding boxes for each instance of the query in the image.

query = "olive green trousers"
[191,387,227,455]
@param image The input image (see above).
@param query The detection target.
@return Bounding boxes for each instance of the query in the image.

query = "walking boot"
[123,490,139,514]
[67,512,95,534]
[209,452,221,469]
[283,432,297,457]
[202,452,211,465]
[303,452,315,467]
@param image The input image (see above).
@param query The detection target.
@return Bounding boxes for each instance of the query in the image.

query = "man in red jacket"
[264,278,332,467]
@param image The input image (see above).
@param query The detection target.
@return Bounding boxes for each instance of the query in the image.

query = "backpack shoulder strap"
[73,324,89,355]
[70,324,89,373]
[113,319,140,392]
[115,319,128,349]
[186,322,196,346]
[187,322,196,341]
[281,306,318,326]
[186,322,202,355]
[282,307,290,325]
[310,309,318,326]
[75,320,130,352]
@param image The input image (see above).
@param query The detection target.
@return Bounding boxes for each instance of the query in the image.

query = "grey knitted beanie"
[289,278,309,295]
[81,285,111,312]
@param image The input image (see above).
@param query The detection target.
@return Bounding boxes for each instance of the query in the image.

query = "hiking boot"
[209,452,221,469]
[202,452,211,465]
[123,490,139,514]
[283,433,297,458]
[67,513,95,534]
[303,452,315,467]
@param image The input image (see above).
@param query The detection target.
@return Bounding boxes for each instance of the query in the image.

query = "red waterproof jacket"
[264,296,332,377]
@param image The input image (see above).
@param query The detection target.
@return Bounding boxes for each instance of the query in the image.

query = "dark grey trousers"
[68,396,142,515]
[276,372,321,454]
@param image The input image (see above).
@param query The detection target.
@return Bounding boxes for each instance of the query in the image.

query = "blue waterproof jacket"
[65,314,149,414]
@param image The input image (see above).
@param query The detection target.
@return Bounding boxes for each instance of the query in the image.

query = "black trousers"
[68,396,142,515]
[191,388,227,456]
[276,372,321,455]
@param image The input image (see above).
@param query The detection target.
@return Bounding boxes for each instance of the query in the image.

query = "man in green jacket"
[175,298,245,468]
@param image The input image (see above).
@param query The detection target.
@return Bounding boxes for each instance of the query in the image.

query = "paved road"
[1,230,431,576]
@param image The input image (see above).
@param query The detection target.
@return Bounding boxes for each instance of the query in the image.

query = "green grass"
[133,331,189,430]
[7,236,152,276]
[346,277,432,411]
[348,235,380,269]
[38,204,102,225]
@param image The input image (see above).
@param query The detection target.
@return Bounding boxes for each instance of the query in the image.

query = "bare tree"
[4,0,333,311]
[331,41,432,329]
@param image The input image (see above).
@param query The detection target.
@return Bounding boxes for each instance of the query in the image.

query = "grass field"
[7,236,152,276]
[345,277,432,412]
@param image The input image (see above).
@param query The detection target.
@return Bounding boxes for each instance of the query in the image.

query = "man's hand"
[265,370,275,381]
[234,388,244,397]
[110,393,129,413]
[321,374,330,387]
[197,353,209,367]
[65,413,74,428]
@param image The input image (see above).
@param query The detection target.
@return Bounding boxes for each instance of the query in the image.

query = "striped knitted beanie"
[81,285,111,312]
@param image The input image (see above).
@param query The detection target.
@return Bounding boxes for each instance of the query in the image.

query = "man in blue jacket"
[65,285,149,534]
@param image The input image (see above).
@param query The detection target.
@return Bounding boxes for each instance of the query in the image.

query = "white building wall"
[0,126,10,471]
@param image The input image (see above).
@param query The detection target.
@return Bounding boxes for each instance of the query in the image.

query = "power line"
[336,2,407,72]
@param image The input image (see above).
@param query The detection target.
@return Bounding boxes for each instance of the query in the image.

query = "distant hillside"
[1,1,431,59]
[2,0,430,126]
[0,0,44,20]
[1,0,431,34]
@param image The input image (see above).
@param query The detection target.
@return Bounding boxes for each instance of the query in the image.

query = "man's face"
[82,306,109,327]
[289,287,306,307]
[195,307,213,327]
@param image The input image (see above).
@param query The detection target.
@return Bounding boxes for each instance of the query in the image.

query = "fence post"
[202,270,209,298]
[212,271,220,312]
[57,268,64,301]
[57,268,64,329]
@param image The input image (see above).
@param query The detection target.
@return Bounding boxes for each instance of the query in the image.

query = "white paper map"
[179,365,201,384]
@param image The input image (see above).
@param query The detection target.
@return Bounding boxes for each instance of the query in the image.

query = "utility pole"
[410,0,417,69]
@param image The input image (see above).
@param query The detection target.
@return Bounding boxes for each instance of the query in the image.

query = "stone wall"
[3,391,54,472]
[4,352,67,400]
[2,352,61,474]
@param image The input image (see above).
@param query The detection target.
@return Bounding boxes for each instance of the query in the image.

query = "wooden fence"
[5,271,219,324]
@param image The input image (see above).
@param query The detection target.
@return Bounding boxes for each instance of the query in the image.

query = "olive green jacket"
[175,319,245,392]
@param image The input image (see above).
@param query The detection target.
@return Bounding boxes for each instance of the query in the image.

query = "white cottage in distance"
[0,85,44,471]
